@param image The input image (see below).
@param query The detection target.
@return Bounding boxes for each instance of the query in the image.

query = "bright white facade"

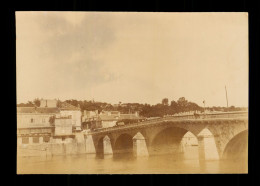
[59,102,82,130]
[54,117,73,136]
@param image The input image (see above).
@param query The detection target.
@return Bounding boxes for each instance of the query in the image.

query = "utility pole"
[203,100,205,114]
[225,86,229,109]
[202,100,206,119]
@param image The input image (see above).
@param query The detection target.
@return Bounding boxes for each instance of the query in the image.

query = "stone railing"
[89,111,248,134]
[17,123,53,129]
[163,111,248,120]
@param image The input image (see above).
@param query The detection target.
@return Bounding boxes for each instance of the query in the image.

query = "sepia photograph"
[16,12,248,174]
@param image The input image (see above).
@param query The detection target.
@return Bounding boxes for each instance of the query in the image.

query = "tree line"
[17,97,247,118]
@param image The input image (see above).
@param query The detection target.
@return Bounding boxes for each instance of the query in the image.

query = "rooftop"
[60,102,81,111]
[40,99,58,108]
[98,115,119,121]
[98,113,144,121]
[17,107,60,114]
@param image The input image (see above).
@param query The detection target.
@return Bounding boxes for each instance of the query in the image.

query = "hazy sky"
[16,12,248,107]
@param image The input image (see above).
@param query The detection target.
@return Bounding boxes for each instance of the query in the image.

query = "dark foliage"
[17,97,247,117]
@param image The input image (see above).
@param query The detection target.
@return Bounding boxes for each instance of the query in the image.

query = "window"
[30,118,34,123]
[22,137,29,144]
[43,136,50,143]
[33,137,39,143]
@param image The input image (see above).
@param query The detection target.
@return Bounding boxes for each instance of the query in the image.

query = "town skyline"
[17,97,248,110]
[16,12,248,107]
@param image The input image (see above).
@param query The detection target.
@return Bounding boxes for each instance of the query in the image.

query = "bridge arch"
[149,126,197,156]
[205,121,248,158]
[197,128,220,160]
[113,133,134,158]
[147,123,200,143]
[96,137,104,158]
[90,118,248,160]
[222,129,248,160]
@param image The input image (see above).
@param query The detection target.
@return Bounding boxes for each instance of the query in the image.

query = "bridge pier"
[103,135,113,155]
[89,113,247,161]
[85,135,96,154]
[133,132,149,157]
[198,129,219,160]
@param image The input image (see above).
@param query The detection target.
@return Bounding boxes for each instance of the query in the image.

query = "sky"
[16,12,248,107]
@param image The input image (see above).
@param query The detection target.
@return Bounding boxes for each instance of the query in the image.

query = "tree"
[26,101,34,107]
[49,116,55,125]
[177,97,188,112]
[57,99,62,107]
[162,98,169,106]
[33,98,40,107]
[177,97,188,106]
[186,102,201,112]
[170,100,179,114]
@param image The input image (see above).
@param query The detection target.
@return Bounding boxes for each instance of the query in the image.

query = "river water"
[17,146,247,174]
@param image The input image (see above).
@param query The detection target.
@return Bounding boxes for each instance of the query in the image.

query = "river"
[17,146,247,174]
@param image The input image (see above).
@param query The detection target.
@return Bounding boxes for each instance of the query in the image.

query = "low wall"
[17,133,87,157]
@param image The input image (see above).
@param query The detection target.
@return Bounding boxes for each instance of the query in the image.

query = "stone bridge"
[84,111,248,160]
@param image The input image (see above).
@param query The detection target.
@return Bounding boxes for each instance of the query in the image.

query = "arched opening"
[222,130,248,160]
[197,128,219,160]
[181,131,199,160]
[151,127,192,157]
[113,134,133,159]
[96,137,104,158]
[220,130,248,173]
[181,131,198,146]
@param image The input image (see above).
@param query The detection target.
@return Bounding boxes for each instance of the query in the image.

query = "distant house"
[40,99,58,108]
[98,114,119,128]
[120,103,128,107]
[96,111,145,129]
[119,112,141,120]
[54,115,73,138]
[17,99,82,146]
[17,106,59,145]
[81,110,99,130]
[39,99,82,131]
[59,102,82,131]
[82,110,99,121]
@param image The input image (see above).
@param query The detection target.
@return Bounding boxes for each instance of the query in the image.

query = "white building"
[17,107,59,145]
[82,110,99,122]
[97,111,144,128]
[59,102,82,131]
[40,99,58,108]
[54,116,73,136]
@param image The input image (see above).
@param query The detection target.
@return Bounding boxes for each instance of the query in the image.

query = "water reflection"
[17,145,247,174]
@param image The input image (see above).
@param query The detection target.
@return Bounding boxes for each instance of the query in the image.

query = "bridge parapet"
[88,111,248,135]
[164,111,248,120]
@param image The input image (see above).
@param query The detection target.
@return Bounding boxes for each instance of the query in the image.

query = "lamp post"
[225,86,229,111]
[203,100,205,118]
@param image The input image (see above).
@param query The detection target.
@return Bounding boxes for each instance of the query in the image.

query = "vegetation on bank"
[17,97,247,118]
